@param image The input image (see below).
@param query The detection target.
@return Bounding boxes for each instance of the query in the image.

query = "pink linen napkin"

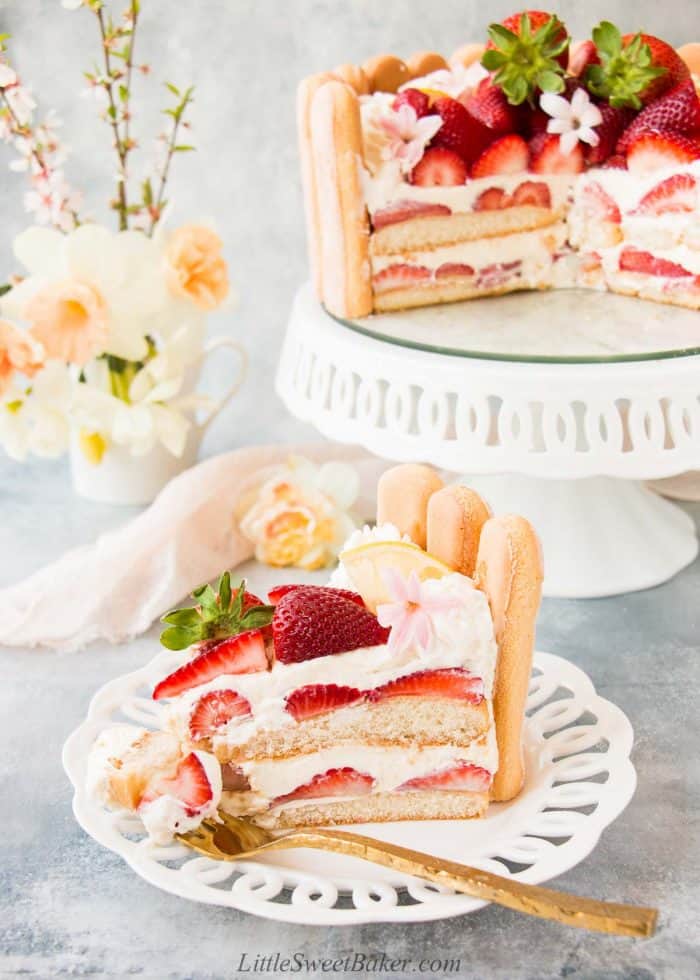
[0,443,380,651]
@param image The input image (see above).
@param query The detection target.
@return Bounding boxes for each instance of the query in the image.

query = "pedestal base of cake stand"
[461,474,697,598]
[276,284,700,598]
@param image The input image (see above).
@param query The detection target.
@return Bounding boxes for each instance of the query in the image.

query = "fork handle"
[265,829,657,938]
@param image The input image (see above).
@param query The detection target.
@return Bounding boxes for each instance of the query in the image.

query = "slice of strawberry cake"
[299,11,700,315]
[87,464,542,837]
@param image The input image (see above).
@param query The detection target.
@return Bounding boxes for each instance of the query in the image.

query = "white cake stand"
[276,283,700,598]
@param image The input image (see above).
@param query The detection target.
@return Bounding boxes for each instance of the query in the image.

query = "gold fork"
[177,810,657,937]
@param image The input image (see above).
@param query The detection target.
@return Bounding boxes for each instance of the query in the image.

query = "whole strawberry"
[481,11,570,106]
[272,585,390,664]
[465,77,521,134]
[586,102,633,166]
[430,96,493,165]
[584,22,690,109]
[616,80,700,153]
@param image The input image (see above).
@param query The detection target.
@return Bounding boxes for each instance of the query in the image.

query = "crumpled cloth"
[0,443,381,652]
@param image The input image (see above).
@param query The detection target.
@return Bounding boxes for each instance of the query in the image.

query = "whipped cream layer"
[165,570,498,750]
[371,224,567,278]
[85,724,156,807]
[226,733,497,818]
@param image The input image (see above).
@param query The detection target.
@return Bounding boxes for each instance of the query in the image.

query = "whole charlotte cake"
[297,11,700,316]
[86,464,543,839]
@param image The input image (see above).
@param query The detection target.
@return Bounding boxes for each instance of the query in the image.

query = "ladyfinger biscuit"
[310,80,372,318]
[297,73,335,300]
[407,51,448,78]
[376,463,444,548]
[475,515,543,802]
[426,485,491,578]
[363,54,411,93]
[448,43,485,69]
[677,43,700,75]
[333,63,370,95]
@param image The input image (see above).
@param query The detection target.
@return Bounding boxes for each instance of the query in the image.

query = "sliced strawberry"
[616,80,700,154]
[632,173,697,216]
[430,97,493,166]
[568,39,599,77]
[511,179,551,208]
[473,186,510,211]
[368,667,484,704]
[435,262,475,279]
[530,133,584,174]
[581,181,621,223]
[268,584,365,607]
[464,77,520,135]
[189,689,252,741]
[148,752,214,815]
[392,88,431,118]
[372,199,452,230]
[373,263,431,293]
[619,246,692,278]
[398,761,492,793]
[478,260,522,287]
[153,629,268,700]
[273,767,375,807]
[284,683,364,721]
[410,147,468,187]
[272,586,390,665]
[626,132,700,175]
[471,134,529,178]
[602,154,627,170]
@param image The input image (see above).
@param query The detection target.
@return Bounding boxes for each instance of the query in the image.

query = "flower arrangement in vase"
[0,0,245,504]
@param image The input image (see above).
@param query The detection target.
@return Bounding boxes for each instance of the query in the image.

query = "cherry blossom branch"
[147,84,194,235]
[95,4,130,229]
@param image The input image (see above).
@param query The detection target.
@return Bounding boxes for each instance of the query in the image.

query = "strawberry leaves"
[482,13,569,106]
[160,572,274,650]
[584,22,667,110]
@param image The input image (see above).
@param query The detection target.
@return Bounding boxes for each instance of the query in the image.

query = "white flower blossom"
[379,104,443,174]
[0,62,17,87]
[540,88,603,156]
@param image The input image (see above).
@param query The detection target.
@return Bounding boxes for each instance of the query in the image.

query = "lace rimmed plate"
[63,651,636,924]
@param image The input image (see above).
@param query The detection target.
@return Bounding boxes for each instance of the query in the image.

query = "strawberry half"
[268,584,365,607]
[397,761,492,793]
[616,80,700,154]
[619,246,692,279]
[411,146,468,186]
[530,133,584,174]
[626,131,700,175]
[585,103,632,166]
[372,199,452,230]
[511,179,552,207]
[273,767,375,807]
[272,587,390,665]
[146,752,214,815]
[435,262,475,279]
[580,181,621,223]
[373,263,431,293]
[189,689,252,741]
[471,134,529,177]
[473,186,511,211]
[153,629,268,700]
[392,88,431,118]
[368,668,484,704]
[632,173,698,216]
[284,683,364,721]
[430,97,492,166]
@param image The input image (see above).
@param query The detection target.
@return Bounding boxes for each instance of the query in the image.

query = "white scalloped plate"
[63,651,636,924]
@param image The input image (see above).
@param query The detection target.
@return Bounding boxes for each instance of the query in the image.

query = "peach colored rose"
[165,225,229,310]
[26,279,109,366]
[0,319,45,397]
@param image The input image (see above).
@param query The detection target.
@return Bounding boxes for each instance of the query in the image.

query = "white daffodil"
[540,88,603,156]
[129,323,205,404]
[0,360,71,461]
[2,224,170,362]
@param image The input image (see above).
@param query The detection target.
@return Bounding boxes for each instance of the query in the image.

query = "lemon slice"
[417,87,449,105]
[339,540,452,613]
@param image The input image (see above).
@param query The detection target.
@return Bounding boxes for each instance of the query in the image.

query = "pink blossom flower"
[379,104,442,174]
[377,569,460,655]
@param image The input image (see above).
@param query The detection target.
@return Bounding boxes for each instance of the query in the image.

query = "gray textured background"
[1,2,700,978]
[0,0,699,449]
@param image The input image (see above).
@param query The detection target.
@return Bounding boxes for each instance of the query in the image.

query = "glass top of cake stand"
[332,289,700,364]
